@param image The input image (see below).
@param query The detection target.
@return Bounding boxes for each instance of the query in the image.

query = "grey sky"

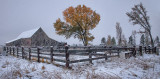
[0,0,160,45]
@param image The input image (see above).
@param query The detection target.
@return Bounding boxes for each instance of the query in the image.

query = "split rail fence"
[3,46,158,68]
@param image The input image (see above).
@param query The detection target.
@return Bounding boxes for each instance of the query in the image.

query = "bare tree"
[122,34,127,46]
[116,22,122,46]
[126,3,154,47]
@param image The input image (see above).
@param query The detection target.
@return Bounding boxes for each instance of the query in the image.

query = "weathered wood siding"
[31,28,59,47]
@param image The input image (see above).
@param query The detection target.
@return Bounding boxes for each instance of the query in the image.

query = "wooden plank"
[69,53,89,55]
[53,58,66,63]
[31,55,38,57]
[31,51,37,54]
[30,48,37,50]
[70,56,105,63]
[39,53,50,55]
[53,49,65,52]
[39,56,50,60]
[53,53,66,57]
[91,53,105,56]
[41,48,50,52]
[107,55,119,58]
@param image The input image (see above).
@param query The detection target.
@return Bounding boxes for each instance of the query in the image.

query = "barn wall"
[31,28,60,47]
[21,38,31,46]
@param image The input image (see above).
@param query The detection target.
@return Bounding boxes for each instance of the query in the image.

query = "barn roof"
[6,28,39,43]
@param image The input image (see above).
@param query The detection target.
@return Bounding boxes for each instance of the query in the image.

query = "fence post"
[3,46,6,52]
[22,47,24,59]
[105,53,108,60]
[152,47,155,54]
[65,45,69,68]
[88,47,92,64]
[13,47,15,56]
[89,53,92,64]
[29,48,31,60]
[155,47,158,55]
[50,47,53,63]
[133,46,136,57]
[148,46,151,54]
[139,46,142,56]
[117,49,120,58]
[17,47,19,57]
[144,47,146,53]
[37,47,40,62]
[10,47,11,54]
[6,47,8,54]
[156,47,159,55]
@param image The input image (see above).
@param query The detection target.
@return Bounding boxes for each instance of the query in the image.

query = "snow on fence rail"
[3,46,159,68]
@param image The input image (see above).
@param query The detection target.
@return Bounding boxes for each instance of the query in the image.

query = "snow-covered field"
[0,52,160,79]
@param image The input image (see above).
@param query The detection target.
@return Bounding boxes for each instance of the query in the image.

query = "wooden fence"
[3,46,158,68]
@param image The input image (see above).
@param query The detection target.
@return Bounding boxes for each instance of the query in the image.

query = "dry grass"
[86,71,121,79]
[53,71,62,79]
[46,59,50,64]
[41,58,45,63]
[0,63,24,79]
[31,65,36,72]
[42,65,45,70]
[31,57,37,61]
[1,60,10,68]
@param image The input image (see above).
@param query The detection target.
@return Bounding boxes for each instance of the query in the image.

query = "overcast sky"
[0,0,160,45]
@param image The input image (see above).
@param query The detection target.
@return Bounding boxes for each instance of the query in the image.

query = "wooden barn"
[6,27,64,47]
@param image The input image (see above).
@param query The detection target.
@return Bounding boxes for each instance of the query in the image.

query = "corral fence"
[3,46,159,68]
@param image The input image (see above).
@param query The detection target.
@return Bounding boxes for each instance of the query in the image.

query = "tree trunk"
[149,31,154,47]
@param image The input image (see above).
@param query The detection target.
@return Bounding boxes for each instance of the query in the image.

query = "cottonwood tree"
[101,37,106,44]
[106,35,112,46]
[54,5,100,46]
[116,22,122,46]
[126,3,154,47]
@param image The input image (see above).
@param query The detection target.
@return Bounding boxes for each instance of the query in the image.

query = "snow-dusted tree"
[132,30,136,45]
[101,37,106,44]
[154,36,159,46]
[111,37,116,46]
[106,35,112,46]
[54,5,100,46]
[145,32,150,46]
[126,3,154,47]
[140,34,145,46]
[116,22,123,46]
[128,36,133,46]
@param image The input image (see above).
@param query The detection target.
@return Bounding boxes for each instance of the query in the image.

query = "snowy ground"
[0,52,160,79]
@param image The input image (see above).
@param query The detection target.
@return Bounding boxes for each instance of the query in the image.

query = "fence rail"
[3,45,159,68]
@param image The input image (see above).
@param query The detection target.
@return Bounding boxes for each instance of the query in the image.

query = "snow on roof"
[6,28,39,43]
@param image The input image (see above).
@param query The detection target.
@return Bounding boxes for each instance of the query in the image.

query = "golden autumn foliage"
[54,5,100,46]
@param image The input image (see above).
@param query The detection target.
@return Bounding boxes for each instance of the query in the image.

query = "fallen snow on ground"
[0,53,160,79]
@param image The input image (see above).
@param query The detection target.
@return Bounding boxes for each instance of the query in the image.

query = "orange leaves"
[53,4,101,46]
[62,4,100,30]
